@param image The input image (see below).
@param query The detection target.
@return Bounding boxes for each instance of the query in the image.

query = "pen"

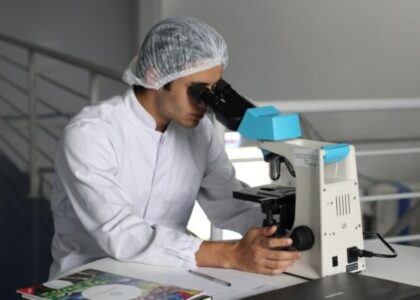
[188,269,232,287]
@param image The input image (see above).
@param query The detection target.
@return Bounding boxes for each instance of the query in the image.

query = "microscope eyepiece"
[188,83,209,104]
[187,78,255,131]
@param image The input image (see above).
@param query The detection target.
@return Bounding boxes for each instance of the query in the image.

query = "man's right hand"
[195,226,302,275]
[229,226,302,275]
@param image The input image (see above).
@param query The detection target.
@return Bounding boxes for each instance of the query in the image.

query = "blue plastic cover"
[322,144,350,164]
[238,106,302,141]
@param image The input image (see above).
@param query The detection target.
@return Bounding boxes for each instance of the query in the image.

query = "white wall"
[0,0,138,70]
[161,0,420,100]
[0,0,139,107]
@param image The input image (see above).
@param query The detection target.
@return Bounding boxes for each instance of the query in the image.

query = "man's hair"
[133,82,172,94]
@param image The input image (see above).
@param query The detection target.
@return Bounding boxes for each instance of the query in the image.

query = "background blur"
[1,1,420,299]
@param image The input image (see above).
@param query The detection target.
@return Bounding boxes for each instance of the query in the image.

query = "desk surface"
[362,240,420,287]
[60,241,419,300]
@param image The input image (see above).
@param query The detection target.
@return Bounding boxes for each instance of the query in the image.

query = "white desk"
[361,240,420,287]
[60,241,420,299]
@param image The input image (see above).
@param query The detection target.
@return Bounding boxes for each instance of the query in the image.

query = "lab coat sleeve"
[55,121,202,268]
[197,129,265,235]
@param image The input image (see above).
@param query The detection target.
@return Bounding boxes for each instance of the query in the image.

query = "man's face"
[155,64,223,129]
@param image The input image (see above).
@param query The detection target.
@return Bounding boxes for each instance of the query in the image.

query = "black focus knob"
[289,225,314,251]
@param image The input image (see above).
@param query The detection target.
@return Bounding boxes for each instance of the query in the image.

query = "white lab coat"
[49,88,264,279]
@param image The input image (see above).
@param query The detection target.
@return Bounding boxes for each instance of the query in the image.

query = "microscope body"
[259,139,365,279]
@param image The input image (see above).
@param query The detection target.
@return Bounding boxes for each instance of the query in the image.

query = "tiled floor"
[0,154,53,300]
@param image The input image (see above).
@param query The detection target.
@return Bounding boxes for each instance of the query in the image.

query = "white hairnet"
[123,16,228,89]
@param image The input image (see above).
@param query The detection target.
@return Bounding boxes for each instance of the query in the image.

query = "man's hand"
[229,226,302,275]
[195,226,302,275]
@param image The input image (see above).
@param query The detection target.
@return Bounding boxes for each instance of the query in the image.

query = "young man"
[49,16,301,279]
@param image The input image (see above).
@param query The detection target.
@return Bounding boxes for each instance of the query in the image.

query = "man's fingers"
[247,226,277,240]
[255,254,300,275]
[257,266,289,276]
[265,249,302,261]
[248,226,273,236]
[265,237,293,249]
[264,259,294,271]
[262,225,277,237]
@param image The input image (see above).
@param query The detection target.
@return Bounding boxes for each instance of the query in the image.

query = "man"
[49,16,301,279]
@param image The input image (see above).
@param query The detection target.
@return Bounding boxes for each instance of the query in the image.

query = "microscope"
[188,80,366,279]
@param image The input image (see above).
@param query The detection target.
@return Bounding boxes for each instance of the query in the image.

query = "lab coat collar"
[125,88,175,135]
[126,88,158,130]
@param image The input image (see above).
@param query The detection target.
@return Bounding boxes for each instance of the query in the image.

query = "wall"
[161,0,420,100]
[0,0,138,70]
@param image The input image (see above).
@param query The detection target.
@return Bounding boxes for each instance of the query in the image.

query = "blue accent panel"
[238,106,302,141]
[322,144,350,164]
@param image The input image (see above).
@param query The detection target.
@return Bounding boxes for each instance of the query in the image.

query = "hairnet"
[122,16,228,89]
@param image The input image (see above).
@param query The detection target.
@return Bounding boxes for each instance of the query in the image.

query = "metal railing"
[0,32,122,197]
[260,99,420,113]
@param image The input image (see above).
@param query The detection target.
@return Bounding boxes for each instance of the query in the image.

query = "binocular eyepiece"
[187,79,255,131]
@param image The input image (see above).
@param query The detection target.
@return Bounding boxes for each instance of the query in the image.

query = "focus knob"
[289,225,314,251]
